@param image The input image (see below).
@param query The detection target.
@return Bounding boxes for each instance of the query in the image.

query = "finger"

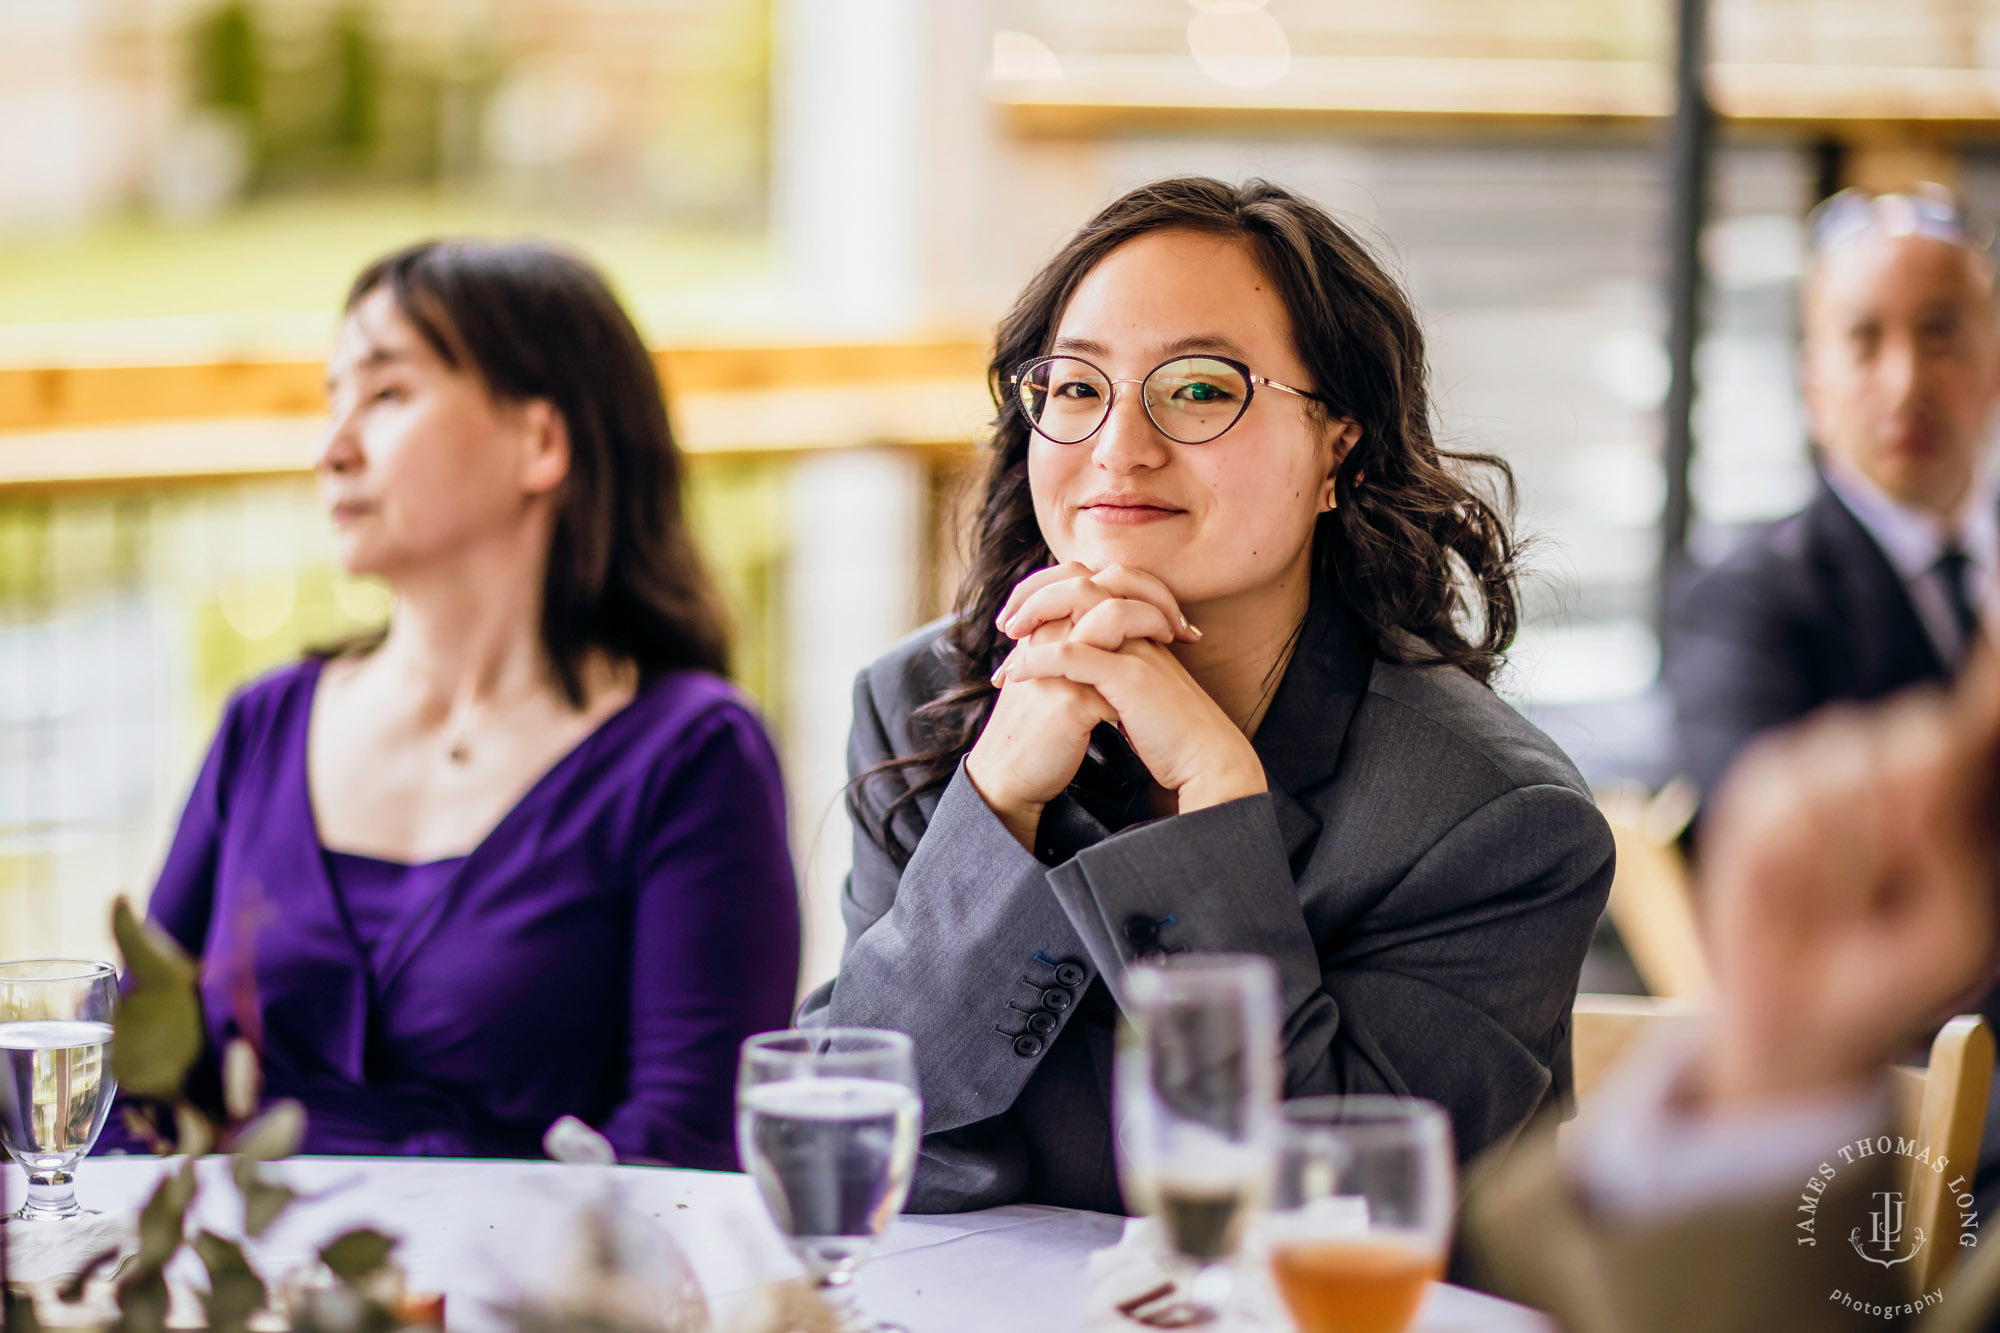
[1002,638,1134,693]
[1069,597,1178,651]
[990,642,1024,688]
[996,562,1093,632]
[1005,577,1115,641]
[1085,565,1200,641]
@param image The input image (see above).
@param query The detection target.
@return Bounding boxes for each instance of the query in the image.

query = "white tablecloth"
[5,1158,1551,1333]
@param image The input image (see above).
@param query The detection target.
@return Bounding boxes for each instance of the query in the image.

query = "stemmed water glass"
[0,959,119,1220]
[1267,1096,1455,1333]
[736,1028,921,1331]
[1115,953,1281,1324]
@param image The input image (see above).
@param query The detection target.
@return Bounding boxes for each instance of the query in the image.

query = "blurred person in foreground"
[801,177,1614,1212]
[1471,641,2000,1331]
[1669,185,2000,814]
[118,240,800,1166]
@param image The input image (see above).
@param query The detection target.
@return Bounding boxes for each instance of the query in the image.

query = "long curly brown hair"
[855,176,1521,864]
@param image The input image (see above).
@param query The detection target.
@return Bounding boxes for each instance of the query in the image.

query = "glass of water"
[736,1028,920,1328]
[0,959,119,1220]
[1116,953,1281,1324]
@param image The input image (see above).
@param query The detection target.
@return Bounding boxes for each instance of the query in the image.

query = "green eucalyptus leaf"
[110,898,203,1100]
[133,1159,196,1268]
[4,1292,44,1333]
[230,1157,298,1239]
[174,1104,214,1159]
[318,1229,397,1283]
[192,1231,268,1333]
[114,1268,169,1333]
[229,1099,304,1162]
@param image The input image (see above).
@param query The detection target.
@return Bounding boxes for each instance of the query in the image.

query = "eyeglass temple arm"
[1256,374,1331,405]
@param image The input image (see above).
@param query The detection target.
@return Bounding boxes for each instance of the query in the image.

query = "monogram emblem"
[1850,1190,1929,1269]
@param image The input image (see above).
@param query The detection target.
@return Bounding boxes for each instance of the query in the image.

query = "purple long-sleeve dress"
[124,658,800,1169]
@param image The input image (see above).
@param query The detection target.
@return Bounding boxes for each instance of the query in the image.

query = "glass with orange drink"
[1267,1097,1454,1333]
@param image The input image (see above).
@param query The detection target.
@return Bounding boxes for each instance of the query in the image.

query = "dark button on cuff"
[1026,1011,1058,1036]
[1013,1033,1045,1058]
[1054,961,1087,989]
[1040,986,1074,1013]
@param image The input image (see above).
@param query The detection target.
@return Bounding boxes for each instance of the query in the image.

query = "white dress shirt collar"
[1821,454,2000,663]
[1821,454,1998,576]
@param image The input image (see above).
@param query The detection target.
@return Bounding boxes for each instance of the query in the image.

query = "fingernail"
[1002,614,1019,636]
[1182,616,1202,640]
[990,667,1006,689]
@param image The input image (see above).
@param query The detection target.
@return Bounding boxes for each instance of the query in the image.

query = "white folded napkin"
[1086,1216,1291,1331]
[1,1207,139,1285]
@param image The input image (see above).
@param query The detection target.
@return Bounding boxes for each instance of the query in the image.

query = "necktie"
[1934,545,1981,652]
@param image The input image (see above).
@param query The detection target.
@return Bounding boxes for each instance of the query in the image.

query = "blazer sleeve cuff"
[1046,793,1323,1014]
[807,762,1095,1131]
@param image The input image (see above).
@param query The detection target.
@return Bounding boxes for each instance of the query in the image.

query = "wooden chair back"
[1570,992,1700,1101]
[1892,1015,1995,1291]
[1595,784,1710,1001]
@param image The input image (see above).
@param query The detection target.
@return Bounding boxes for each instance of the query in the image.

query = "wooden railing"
[0,341,995,494]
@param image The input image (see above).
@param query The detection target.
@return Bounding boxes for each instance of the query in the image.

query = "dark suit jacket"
[798,593,1615,1214]
[1668,475,1948,804]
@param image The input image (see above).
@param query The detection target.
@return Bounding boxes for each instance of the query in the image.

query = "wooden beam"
[993,57,2000,137]
[0,340,992,435]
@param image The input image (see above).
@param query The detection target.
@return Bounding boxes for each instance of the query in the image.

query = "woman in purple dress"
[129,240,800,1167]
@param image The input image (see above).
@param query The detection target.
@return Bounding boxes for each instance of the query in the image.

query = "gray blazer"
[798,595,1614,1214]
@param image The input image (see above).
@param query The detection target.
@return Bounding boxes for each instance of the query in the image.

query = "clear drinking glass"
[1267,1097,1455,1333]
[1116,953,1281,1323]
[736,1028,921,1331]
[0,960,119,1220]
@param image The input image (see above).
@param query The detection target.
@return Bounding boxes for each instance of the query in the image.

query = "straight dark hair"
[339,239,730,703]
[853,176,1521,864]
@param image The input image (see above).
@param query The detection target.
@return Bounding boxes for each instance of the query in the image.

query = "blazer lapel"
[1806,478,1949,690]
[1252,592,1376,862]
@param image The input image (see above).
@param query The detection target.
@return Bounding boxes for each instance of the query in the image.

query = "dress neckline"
[294,656,667,991]
[301,654,656,866]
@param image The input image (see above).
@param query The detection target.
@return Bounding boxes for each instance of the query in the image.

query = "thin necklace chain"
[440,682,546,765]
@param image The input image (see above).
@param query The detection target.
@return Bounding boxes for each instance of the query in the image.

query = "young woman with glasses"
[800,177,1614,1213]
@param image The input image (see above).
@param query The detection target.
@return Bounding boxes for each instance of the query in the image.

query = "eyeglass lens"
[1017,356,1253,445]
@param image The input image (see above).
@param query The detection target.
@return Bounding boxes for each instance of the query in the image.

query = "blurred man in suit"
[1669,187,2000,809]
[1472,642,2000,1331]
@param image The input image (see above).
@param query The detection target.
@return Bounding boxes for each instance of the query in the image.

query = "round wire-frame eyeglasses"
[1009,352,1331,446]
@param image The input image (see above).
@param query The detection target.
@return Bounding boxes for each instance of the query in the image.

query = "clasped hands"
[963,561,1268,852]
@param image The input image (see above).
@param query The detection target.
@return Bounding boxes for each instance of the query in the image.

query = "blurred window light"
[990,30,1063,83]
[215,571,297,641]
[1566,445,1665,530]
[1187,0,1273,14]
[483,66,612,170]
[1592,331,1670,411]
[1703,215,1806,290]
[1186,9,1291,92]
[146,111,251,225]
[1501,618,1661,708]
